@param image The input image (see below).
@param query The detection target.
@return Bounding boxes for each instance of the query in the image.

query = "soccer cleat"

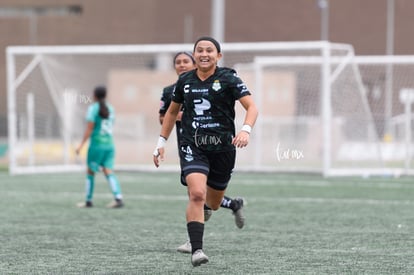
[204,209,212,221]
[233,197,245,229]
[191,249,209,267]
[107,199,124,208]
[177,240,192,254]
[77,201,93,208]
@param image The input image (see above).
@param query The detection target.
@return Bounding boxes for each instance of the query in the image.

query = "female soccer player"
[153,37,258,266]
[158,51,246,255]
[75,86,124,208]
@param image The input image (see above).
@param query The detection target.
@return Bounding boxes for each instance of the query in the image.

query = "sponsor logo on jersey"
[192,121,200,129]
[193,98,211,115]
[199,123,220,128]
[191,88,209,93]
[212,80,221,91]
[184,84,190,93]
[237,82,249,93]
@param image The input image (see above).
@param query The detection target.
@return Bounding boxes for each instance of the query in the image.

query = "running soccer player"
[159,51,246,254]
[153,37,258,267]
[75,86,124,208]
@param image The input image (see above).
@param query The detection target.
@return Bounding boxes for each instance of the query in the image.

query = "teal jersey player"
[75,86,124,209]
[86,102,115,148]
[86,102,115,172]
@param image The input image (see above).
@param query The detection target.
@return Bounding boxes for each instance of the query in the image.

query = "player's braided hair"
[94,86,109,119]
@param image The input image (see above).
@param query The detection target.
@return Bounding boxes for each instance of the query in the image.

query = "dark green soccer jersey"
[159,83,175,115]
[172,67,251,152]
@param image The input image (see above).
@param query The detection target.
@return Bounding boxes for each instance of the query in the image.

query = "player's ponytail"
[94,86,109,119]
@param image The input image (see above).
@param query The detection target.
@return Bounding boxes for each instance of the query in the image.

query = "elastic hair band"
[194,36,221,53]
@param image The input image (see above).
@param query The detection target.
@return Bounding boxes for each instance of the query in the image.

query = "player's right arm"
[76,122,94,154]
[76,104,97,154]
[153,101,180,167]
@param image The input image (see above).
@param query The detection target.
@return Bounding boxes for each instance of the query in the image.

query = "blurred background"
[1,0,414,175]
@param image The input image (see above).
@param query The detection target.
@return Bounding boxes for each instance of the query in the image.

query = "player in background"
[153,37,258,267]
[158,52,246,254]
[75,86,124,208]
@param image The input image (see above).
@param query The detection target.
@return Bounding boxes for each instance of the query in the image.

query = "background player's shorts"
[179,145,236,191]
[87,146,115,172]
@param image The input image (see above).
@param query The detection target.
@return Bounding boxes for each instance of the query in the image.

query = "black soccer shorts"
[179,145,236,191]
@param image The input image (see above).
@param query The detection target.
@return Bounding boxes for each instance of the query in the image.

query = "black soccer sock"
[204,204,211,210]
[187,221,204,254]
[220,196,238,211]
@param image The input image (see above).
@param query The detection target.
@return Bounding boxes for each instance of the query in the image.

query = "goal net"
[7,41,397,176]
[238,53,414,176]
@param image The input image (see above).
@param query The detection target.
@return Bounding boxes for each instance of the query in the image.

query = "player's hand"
[232,131,250,148]
[75,145,82,155]
[153,136,167,167]
[153,147,165,167]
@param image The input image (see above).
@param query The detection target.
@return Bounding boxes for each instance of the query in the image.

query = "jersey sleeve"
[172,80,184,104]
[86,104,98,122]
[159,86,172,115]
[228,70,251,100]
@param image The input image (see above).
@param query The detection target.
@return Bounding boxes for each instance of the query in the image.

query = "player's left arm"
[232,95,258,148]
[76,122,94,154]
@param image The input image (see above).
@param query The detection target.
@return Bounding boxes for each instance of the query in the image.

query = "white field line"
[99,175,414,189]
[3,190,414,206]
[3,174,413,189]
[233,179,414,189]
[271,197,414,205]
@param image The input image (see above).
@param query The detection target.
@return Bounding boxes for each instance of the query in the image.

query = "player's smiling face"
[193,40,222,73]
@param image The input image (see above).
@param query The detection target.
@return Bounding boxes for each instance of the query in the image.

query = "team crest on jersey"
[212,80,221,91]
